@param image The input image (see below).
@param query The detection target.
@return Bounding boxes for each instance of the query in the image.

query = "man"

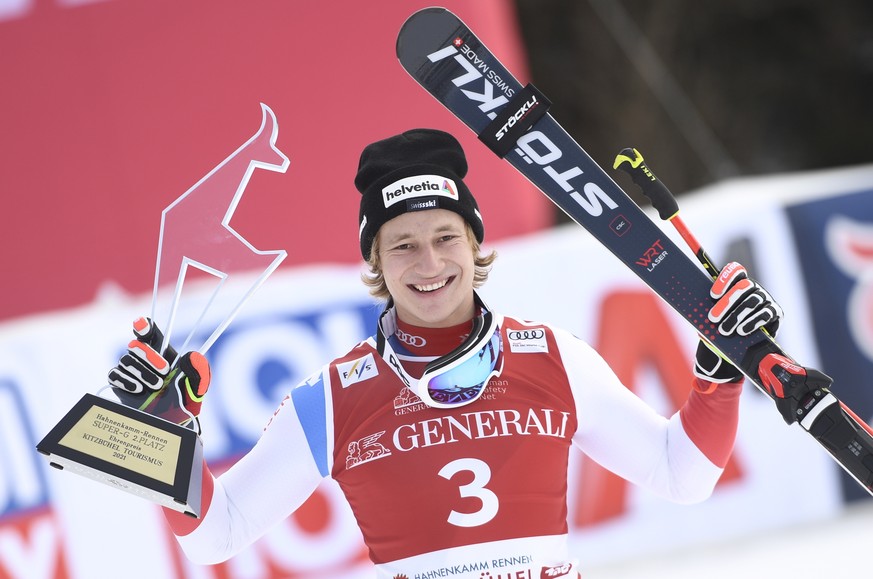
[110,128,783,578]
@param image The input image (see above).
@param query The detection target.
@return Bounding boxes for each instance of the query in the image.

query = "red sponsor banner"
[0,0,550,322]
[0,509,70,579]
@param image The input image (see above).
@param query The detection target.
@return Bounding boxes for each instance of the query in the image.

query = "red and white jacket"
[165,309,741,579]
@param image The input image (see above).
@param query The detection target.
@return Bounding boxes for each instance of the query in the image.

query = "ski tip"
[396,7,464,71]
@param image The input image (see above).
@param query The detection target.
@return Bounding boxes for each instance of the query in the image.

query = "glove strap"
[694,340,743,384]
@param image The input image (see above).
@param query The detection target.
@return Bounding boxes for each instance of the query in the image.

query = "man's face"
[377,209,476,328]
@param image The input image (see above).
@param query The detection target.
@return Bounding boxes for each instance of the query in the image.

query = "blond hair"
[361,222,497,300]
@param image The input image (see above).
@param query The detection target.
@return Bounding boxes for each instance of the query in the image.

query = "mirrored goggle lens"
[422,330,503,408]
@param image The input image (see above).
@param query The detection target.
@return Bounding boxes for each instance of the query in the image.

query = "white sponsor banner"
[1,164,872,577]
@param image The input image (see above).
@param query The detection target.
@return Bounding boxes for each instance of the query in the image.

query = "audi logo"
[396,329,426,347]
[508,329,545,340]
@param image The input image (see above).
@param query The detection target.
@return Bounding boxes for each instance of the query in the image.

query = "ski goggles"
[416,310,504,409]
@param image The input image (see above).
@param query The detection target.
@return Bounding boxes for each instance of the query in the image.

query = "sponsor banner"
[785,187,873,502]
[0,0,549,324]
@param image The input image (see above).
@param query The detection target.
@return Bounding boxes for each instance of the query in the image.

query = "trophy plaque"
[37,394,204,516]
[37,103,289,518]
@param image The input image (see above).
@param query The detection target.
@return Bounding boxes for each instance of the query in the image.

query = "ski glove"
[709,262,783,337]
[694,262,784,384]
[108,317,211,428]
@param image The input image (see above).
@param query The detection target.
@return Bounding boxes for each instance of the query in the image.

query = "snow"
[586,500,873,578]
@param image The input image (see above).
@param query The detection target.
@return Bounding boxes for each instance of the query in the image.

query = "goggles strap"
[380,330,427,399]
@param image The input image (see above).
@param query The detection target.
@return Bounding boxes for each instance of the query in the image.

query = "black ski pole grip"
[614,147,720,280]
[613,148,679,221]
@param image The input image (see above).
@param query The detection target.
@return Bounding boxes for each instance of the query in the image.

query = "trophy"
[37,104,289,518]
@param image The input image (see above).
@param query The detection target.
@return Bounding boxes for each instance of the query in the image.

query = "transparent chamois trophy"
[144,103,289,427]
[37,104,289,517]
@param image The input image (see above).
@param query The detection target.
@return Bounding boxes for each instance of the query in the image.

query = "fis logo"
[382,175,457,208]
[337,353,378,388]
[826,216,873,362]
[636,239,668,271]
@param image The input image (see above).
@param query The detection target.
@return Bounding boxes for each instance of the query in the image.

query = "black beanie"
[355,128,485,260]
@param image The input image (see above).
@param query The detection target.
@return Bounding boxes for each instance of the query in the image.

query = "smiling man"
[374,209,476,327]
[112,128,785,578]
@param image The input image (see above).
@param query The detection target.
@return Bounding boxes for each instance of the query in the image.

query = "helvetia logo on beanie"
[381,174,458,208]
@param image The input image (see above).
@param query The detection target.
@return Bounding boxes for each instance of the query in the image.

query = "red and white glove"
[694,262,784,384]
[108,317,211,428]
[708,262,783,337]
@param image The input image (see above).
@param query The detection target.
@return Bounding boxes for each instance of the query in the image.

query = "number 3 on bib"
[438,458,499,527]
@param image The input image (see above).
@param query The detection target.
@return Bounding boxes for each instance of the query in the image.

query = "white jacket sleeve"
[554,327,724,504]
[175,376,327,564]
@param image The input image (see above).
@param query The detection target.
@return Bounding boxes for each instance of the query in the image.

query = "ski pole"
[613,148,873,438]
[612,148,720,280]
